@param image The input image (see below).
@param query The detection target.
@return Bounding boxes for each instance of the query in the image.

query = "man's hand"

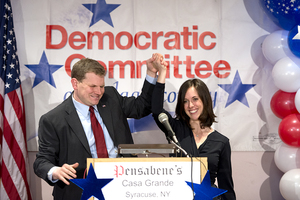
[52,162,79,185]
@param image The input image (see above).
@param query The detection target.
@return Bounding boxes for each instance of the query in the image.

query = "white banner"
[11,0,282,151]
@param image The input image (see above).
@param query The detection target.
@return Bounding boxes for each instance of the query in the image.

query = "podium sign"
[87,157,207,200]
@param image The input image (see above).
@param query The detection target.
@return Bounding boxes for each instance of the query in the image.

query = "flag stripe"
[0,85,3,148]
[2,95,31,199]
[5,92,26,157]
[19,87,26,136]
[1,158,21,200]
[0,185,9,200]
[1,95,31,200]
[0,0,32,199]
[8,89,25,134]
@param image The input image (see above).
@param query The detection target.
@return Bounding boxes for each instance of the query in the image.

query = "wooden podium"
[85,144,207,200]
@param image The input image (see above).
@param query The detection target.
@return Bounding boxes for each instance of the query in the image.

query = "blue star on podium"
[218,71,256,108]
[186,170,227,200]
[70,163,113,200]
[83,0,121,27]
[25,51,63,88]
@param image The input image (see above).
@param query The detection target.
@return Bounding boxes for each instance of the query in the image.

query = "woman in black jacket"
[151,60,236,200]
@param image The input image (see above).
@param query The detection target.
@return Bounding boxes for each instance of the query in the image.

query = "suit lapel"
[65,96,92,156]
[97,96,115,142]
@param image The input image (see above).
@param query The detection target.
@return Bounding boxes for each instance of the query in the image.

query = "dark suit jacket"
[33,80,154,200]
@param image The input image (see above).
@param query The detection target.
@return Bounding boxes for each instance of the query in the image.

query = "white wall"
[28,151,284,200]
[232,152,284,200]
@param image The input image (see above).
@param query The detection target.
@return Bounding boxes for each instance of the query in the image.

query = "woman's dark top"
[152,82,236,200]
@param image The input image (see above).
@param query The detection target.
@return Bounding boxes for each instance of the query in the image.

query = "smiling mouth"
[91,95,100,100]
[190,109,197,114]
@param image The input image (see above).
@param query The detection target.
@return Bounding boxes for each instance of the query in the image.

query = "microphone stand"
[167,136,190,157]
[167,137,196,200]
[167,136,196,200]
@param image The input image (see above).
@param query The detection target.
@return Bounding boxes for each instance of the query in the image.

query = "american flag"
[0,0,32,199]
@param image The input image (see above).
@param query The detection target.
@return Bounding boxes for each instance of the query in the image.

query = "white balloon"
[262,30,293,64]
[295,88,300,113]
[279,169,300,200]
[272,56,300,92]
[274,143,300,173]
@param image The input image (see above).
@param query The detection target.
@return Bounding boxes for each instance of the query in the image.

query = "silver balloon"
[274,143,300,173]
[272,56,300,92]
[279,169,300,200]
[262,30,293,64]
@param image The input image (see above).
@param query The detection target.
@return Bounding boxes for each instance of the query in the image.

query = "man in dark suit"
[33,54,166,200]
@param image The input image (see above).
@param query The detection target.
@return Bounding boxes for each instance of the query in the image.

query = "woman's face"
[183,86,203,122]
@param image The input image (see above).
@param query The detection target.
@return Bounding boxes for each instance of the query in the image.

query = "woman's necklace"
[193,128,201,139]
[193,127,213,139]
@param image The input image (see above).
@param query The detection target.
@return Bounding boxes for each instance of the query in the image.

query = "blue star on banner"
[186,170,227,200]
[70,163,113,200]
[83,0,121,27]
[218,71,256,108]
[25,51,63,88]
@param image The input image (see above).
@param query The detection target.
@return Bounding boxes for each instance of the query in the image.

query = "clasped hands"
[146,53,168,77]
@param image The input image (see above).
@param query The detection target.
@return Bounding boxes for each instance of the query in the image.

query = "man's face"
[71,72,105,106]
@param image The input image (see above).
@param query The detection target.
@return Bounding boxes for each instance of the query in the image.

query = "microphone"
[158,113,180,146]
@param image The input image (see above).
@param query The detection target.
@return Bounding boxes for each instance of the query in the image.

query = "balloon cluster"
[260,0,300,199]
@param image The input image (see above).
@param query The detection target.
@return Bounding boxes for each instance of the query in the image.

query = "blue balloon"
[260,0,300,30]
[288,25,300,58]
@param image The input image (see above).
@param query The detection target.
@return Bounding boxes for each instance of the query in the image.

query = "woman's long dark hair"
[175,79,216,129]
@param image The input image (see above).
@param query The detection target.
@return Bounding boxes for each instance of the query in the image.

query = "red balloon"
[278,114,300,147]
[270,90,298,119]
